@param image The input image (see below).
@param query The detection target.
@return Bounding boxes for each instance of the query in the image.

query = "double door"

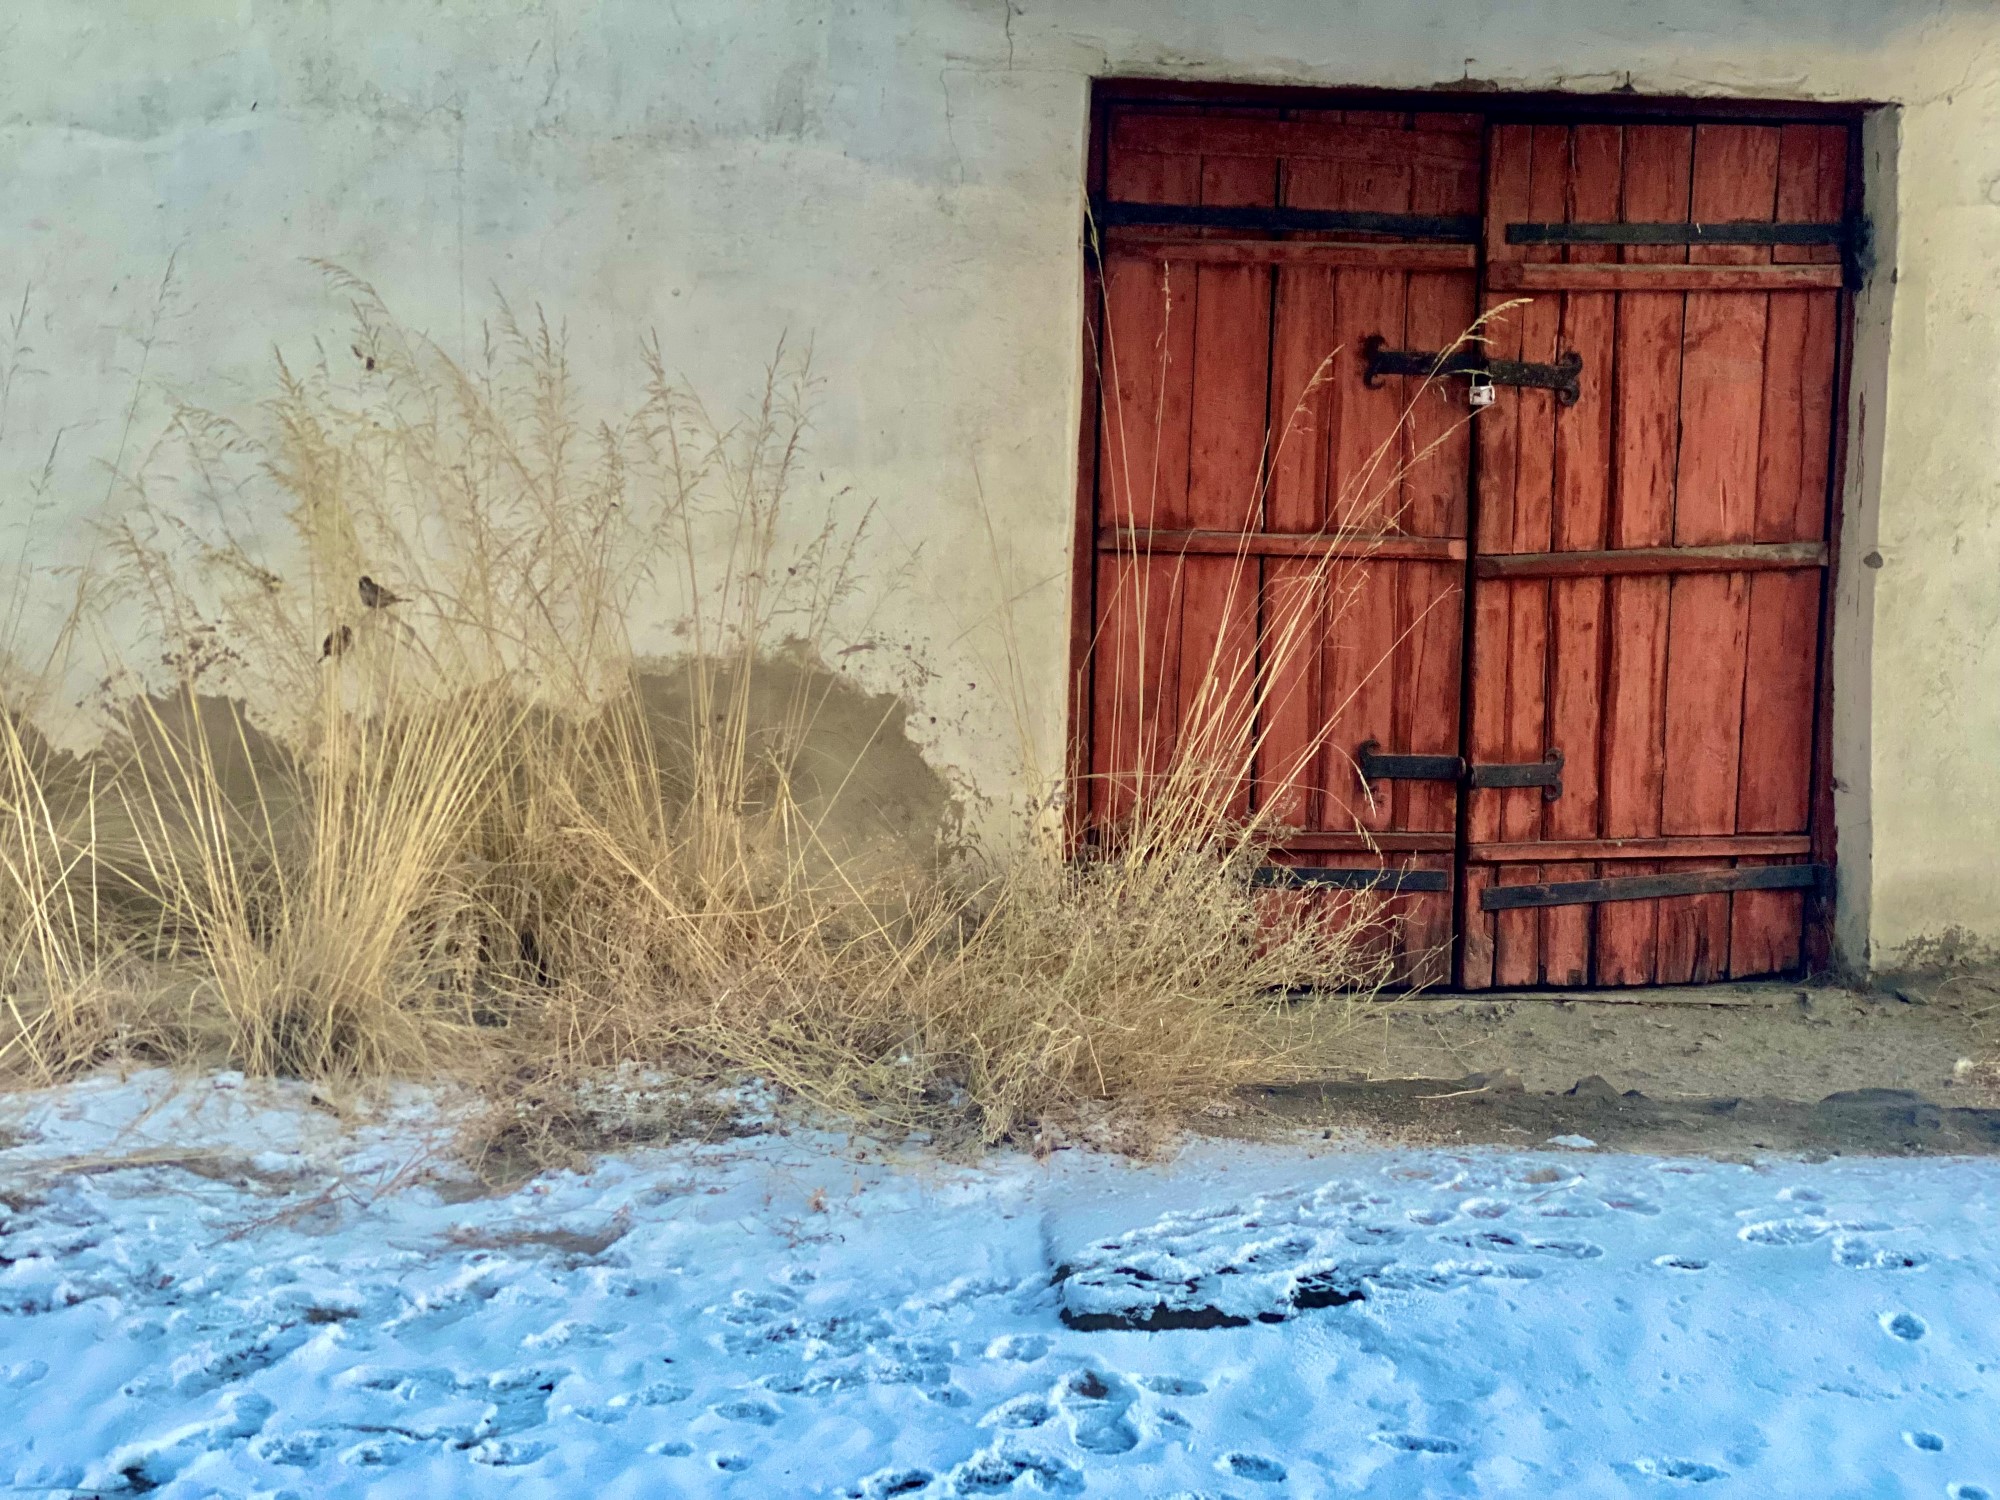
[1079,103,1849,988]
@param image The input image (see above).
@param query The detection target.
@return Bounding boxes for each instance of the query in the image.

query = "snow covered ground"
[2,1071,1998,1498]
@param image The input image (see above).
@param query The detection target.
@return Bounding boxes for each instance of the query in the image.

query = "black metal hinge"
[1091,199,1482,241]
[1254,866,1451,894]
[1356,739,1463,784]
[1479,863,1829,912]
[1362,335,1584,407]
[1467,749,1565,801]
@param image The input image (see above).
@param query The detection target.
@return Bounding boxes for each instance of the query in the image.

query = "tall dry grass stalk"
[0,272,1479,1147]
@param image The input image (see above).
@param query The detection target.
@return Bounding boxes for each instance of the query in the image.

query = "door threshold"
[1390,981,1818,1008]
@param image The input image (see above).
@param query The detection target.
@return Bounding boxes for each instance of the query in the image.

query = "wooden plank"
[1102,527,1468,562]
[1464,123,1535,987]
[1542,128,1617,984]
[1539,859,1594,985]
[1595,124,1692,988]
[1460,862,1497,989]
[1176,555,1258,815]
[1492,861,1542,987]
[1661,572,1752,833]
[1098,146,1202,531]
[1480,862,1821,910]
[1661,125,1779,863]
[1729,883,1805,976]
[1103,234,1475,269]
[1113,113,1484,167]
[1655,856,1737,982]
[1469,834,1811,863]
[1486,262,1843,291]
[1474,541,1825,578]
[1186,153,1277,535]
[1399,152,1478,843]
[1089,550,1181,825]
[1255,558,1323,830]
[1315,140,1412,839]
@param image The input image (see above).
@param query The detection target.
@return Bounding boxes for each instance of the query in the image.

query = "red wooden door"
[1084,105,1480,983]
[1459,121,1847,988]
[1076,103,1848,991]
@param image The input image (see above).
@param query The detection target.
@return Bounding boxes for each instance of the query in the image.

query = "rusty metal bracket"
[1356,739,1463,784]
[1362,336,1584,406]
[1479,863,1828,911]
[1254,866,1450,894]
[1468,748,1564,801]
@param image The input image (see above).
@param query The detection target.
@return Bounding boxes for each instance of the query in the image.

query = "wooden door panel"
[1085,106,1479,985]
[1460,119,1846,988]
[1081,103,1844,992]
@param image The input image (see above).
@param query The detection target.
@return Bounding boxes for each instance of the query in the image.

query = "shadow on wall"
[14,652,962,924]
[630,652,963,874]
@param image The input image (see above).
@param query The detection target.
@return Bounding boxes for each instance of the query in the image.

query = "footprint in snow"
[1905,1431,1946,1452]
[255,1431,342,1467]
[1629,1457,1726,1483]
[1653,1254,1709,1272]
[979,1393,1053,1429]
[1376,1433,1461,1454]
[1881,1311,1928,1341]
[946,1443,1083,1494]
[1136,1374,1208,1396]
[647,1439,694,1456]
[986,1333,1050,1362]
[1058,1368,1139,1454]
[713,1396,783,1426]
[849,1467,934,1497]
[713,1452,753,1471]
[1217,1451,1287,1482]
[1833,1238,1929,1271]
[1948,1487,1992,1500]
[468,1437,554,1467]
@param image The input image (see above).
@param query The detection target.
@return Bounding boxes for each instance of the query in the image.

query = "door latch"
[1361,335,1584,407]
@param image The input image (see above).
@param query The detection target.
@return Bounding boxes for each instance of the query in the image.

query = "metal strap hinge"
[1467,749,1565,801]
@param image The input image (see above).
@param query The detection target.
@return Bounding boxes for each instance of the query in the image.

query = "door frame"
[1069,81,1869,987]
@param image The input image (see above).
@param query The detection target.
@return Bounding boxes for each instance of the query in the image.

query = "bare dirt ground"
[1226,969,2000,1160]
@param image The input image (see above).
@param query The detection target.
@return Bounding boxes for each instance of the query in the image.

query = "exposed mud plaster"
[4,0,2000,969]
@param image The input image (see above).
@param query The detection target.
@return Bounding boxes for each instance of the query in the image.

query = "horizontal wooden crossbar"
[1101,527,1467,563]
[1100,232,1477,269]
[1109,116,1483,169]
[1474,542,1827,579]
[1487,262,1844,292]
[1468,835,1813,863]
[1478,863,1827,911]
[1256,866,1452,893]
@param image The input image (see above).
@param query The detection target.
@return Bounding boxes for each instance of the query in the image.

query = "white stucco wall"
[3,0,1997,972]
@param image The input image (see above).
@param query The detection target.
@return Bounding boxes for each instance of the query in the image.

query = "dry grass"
[0,274,1473,1152]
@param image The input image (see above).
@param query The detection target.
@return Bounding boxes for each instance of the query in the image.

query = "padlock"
[1467,373,1496,409]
